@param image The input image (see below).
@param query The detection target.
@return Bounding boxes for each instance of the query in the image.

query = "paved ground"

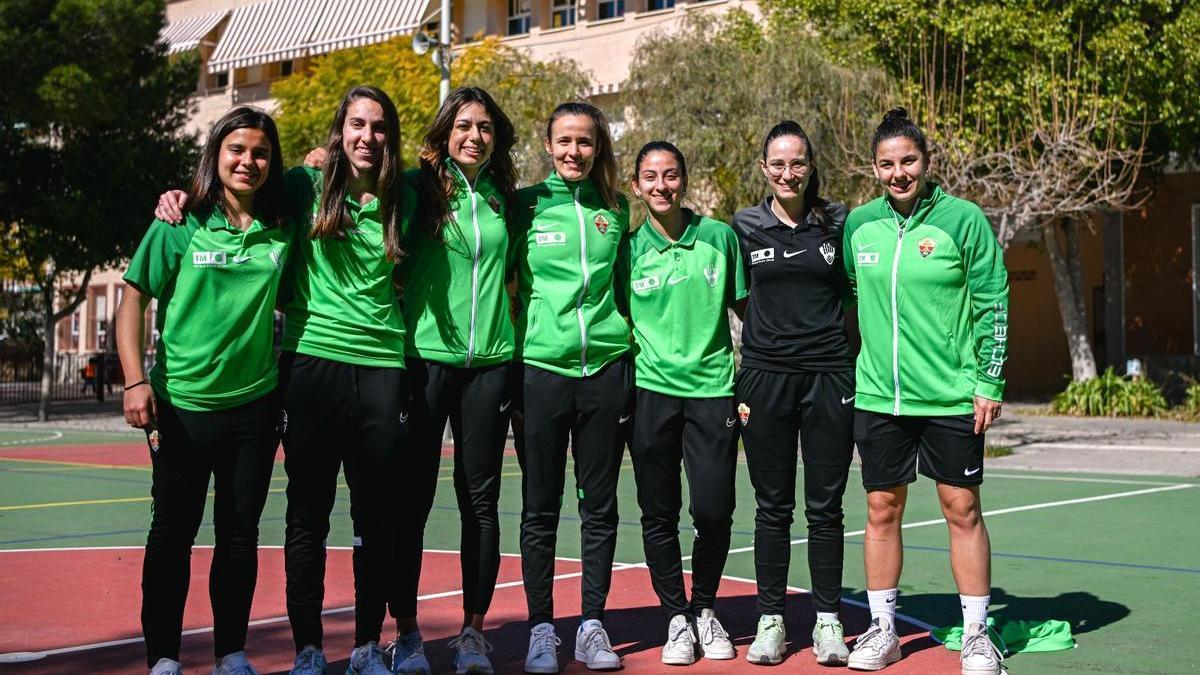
[2,400,1199,475]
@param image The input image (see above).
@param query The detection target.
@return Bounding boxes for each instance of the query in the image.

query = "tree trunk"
[1042,218,1098,381]
[39,285,56,422]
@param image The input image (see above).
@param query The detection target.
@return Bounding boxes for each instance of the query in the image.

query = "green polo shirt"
[123,210,292,411]
[616,211,748,398]
[281,166,412,367]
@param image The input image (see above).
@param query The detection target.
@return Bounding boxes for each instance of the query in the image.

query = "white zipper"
[450,163,484,368]
[886,201,915,416]
[573,187,591,376]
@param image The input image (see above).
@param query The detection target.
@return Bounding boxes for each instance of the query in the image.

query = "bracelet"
[123,379,149,391]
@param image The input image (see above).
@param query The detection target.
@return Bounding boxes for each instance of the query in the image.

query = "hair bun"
[882,107,910,125]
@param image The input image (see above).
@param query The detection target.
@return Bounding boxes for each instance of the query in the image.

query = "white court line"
[706,482,1195,559]
[716,572,936,632]
[0,431,64,447]
[1017,442,1200,453]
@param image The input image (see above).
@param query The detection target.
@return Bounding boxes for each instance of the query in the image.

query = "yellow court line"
[0,456,152,472]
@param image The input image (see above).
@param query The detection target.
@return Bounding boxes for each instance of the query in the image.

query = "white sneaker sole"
[523,661,559,674]
[813,644,850,666]
[746,648,785,666]
[961,662,1002,675]
[661,652,697,666]
[573,651,622,671]
[701,646,736,660]
[847,646,901,671]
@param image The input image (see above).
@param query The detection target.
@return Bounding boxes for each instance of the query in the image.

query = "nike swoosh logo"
[725,418,736,428]
[668,276,689,285]
[857,243,876,251]
[841,395,855,404]
[399,412,409,424]
[964,466,981,476]
[233,255,252,264]
[783,249,807,258]
[534,223,556,232]
[499,400,512,413]
[618,414,632,424]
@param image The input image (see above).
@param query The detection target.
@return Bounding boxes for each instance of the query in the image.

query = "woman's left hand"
[973,396,1002,434]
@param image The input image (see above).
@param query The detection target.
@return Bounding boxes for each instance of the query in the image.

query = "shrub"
[1051,368,1168,417]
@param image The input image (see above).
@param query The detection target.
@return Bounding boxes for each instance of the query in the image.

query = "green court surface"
[1,425,1198,673]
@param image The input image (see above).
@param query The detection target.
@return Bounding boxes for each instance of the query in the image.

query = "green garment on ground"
[931,617,1076,655]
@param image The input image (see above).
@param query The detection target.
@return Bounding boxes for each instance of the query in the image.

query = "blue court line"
[846,540,1200,575]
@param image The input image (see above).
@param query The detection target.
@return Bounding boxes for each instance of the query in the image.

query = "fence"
[0,348,153,406]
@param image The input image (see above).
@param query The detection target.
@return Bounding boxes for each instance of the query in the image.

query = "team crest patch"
[594,213,610,235]
[819,242,836,265]
[487,195,502,214]
[737,402,750,426]
[918,237,936,257]
[148,429,161,453]
[704,264,719,287]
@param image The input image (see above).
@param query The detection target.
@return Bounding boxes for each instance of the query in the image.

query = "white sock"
[816,611,840,624]
[866,588,898,630]
[960,595,989,631]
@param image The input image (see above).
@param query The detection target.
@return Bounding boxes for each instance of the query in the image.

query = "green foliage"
[1181,383,1200,418]
[0,0,197,289]
[271,36,589,180]
[768,0,1200,160]
[1052,368,1168,417]
[619,11,892,222]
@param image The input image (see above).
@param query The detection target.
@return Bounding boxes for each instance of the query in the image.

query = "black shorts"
[854,411,984,489]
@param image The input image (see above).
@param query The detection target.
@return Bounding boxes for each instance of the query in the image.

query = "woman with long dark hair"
[512,101,631,674]
[616,141,746,666]
[386,86,520,675]
[155,86,414,675]
[732,120,857,667]
[844,107,1007,675]
[119,106,292,675]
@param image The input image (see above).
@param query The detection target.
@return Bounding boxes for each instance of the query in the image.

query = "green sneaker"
[811,619,849,666]
[746,614,786,665]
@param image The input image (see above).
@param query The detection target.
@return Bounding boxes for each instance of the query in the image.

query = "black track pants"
[516,359,632,627]
[279,352,408,650]
[736,367,855,615]
[395,359,512,618]
[141,393,280,667]
[629,388,738,621]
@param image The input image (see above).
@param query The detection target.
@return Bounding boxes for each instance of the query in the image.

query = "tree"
[271,35,590,183]
[0,0,197,420]
[774,0,1200,381]
[619,11,893,223]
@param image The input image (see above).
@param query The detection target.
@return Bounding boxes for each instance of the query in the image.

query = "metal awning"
[159,10,228,55]
[207,0,430,74]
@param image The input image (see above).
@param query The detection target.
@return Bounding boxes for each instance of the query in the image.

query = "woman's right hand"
[155,190,188,224]
[124,384,156,429]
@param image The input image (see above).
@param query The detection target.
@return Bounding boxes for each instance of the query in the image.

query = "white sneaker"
[847,619,901,671]
[695,609,735,660]
[746,614,786,665]
[574,619,621,670]
[346,642,391,675]
[661,614,697,665]
[524,622,561,674]
[214,651,260,675]
[960,623,1003,675]
[811,618,850,666]
[150,658,183,675]
[450,627,494,675]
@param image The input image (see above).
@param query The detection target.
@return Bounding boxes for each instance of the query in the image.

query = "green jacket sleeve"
[961,208,1009,401]
[842,213,860,307]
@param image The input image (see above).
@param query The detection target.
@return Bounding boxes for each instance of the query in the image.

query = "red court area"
[0,549,954,673]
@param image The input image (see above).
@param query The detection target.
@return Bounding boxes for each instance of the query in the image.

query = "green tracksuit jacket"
[400,164,515,367]
[511,171,631,378]
[843,184,1009,416]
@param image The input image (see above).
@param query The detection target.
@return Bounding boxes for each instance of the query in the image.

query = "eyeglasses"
[764,160,810,177]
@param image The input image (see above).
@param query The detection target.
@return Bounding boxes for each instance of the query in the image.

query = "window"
[507,0,530,34]
[597,0,624,19]
[215,71,229,88]
[551,0,576,28]
[94,295,107,351]
[647,0,675,9]
[281,59,293,77]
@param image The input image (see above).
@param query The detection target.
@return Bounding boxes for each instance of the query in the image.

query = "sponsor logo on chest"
[750,247,775,265]
[594,213,610,236]
[819,241,836,265]
[632,275,661,293]
[856,243,880,266]
[918,237,936,257]
[192,251,228,267]
[535,231,568,247]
